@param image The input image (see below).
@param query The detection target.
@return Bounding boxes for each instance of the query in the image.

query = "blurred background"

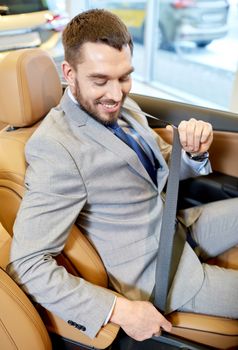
[1,0,238,113]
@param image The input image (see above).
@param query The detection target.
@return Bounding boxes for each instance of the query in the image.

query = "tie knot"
[109,121,120,131]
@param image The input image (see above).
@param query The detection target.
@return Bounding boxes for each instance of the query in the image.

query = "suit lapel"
[121,107,169,192]
[86,118,158,187]
[121,107,168,171]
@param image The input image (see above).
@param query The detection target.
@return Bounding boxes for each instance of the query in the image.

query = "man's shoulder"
[25,103,74,155]
[31,106,64,136]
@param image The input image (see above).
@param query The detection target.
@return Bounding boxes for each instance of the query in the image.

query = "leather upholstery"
[0,121,7,130]
[169,312,238,349]
[0,48,62,127]
[0,222,51,350]
[0,268,52,350]
[208,246,238,270]
[0,48,237,349]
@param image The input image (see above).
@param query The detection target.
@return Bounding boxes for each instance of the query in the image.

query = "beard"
[74,79,126,126]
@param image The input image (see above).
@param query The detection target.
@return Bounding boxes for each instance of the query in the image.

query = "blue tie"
[110,122,158,186]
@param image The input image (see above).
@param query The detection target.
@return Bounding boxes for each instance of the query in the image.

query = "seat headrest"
[0,48,62,127]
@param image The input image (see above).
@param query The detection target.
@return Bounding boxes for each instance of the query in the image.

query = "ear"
[62,60,77,94]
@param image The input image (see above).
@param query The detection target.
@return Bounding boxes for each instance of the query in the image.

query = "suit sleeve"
[7,134,116,338]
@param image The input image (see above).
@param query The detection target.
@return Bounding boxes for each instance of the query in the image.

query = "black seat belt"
[123,106,182,312]
[154,126,182,313]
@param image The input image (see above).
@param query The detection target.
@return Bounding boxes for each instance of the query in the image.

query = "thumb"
[165,125,173,133]
[161,318,172,332]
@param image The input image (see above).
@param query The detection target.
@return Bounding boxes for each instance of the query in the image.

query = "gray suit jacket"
[8,90,205,338]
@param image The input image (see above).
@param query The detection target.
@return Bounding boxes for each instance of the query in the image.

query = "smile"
[99,101,120,113]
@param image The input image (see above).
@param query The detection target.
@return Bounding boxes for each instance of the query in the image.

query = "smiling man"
[7,9,238,342]
[64,42,134,125]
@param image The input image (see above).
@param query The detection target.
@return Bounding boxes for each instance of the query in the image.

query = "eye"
[120,74,131,82]
[94,80,107,86]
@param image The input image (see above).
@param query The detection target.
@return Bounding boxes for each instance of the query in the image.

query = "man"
[7,9,238,341]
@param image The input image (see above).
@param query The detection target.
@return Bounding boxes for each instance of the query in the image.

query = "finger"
[178,120,188,149]
[165,125,173,133]
[178,119,198,152]
[200,122,213,145]
[193,121,213,152]
[153,329,161,337]
[185,118,197,152]
[161,318,172,332]
[193,121,204,152]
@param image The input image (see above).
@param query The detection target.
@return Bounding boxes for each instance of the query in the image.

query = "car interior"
[0,48,237,350]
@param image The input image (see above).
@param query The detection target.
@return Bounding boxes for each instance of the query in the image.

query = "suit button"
[75,324,86,331]
[68,320,86,332]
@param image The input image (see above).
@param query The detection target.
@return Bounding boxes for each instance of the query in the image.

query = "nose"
[105,81,123,101]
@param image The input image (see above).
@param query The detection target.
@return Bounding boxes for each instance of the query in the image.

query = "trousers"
[178,197,238,318]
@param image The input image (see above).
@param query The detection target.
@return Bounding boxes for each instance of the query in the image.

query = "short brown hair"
[62,9,133,68]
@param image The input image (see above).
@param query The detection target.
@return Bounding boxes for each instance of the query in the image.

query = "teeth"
[102,102,117,109]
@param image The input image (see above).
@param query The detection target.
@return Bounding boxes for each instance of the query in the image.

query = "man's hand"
[110,297,172,341]
[177,118,213,154]
[167,118,213,155]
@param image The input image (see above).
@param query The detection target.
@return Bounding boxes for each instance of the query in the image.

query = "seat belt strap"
[154,126,182,313]
[123,105,182,313]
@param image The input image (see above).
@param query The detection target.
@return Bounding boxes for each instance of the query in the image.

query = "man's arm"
[7,134,115,339]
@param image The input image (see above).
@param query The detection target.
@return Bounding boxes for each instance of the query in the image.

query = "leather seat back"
[0,222,52,350]
[0,267,52,350]
[0,48,62,235]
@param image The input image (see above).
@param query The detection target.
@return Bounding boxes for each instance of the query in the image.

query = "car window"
[0,0,48,15]
[84,0,238,114]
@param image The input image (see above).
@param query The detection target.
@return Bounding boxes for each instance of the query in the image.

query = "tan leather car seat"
[0,48,237,350]
[0,223,52,350]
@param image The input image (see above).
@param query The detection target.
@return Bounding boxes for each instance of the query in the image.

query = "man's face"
[65,42,133,125]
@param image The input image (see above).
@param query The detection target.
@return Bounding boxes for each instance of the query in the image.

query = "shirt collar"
[67,87,79,105]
